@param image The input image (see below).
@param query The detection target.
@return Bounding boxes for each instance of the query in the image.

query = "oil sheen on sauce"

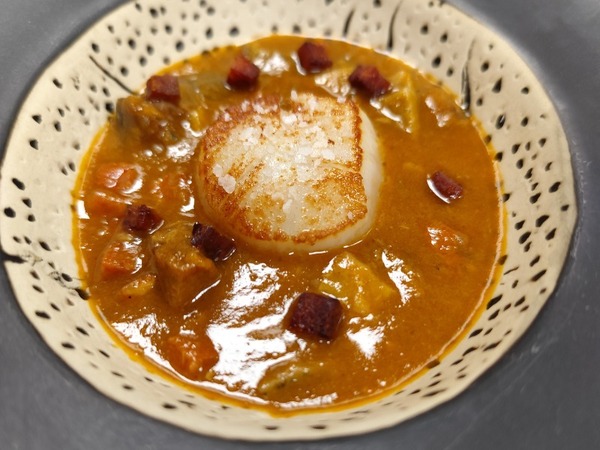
[73,36,503,415]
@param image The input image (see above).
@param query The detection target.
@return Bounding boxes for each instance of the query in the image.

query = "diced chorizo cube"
[349,65,391,97]
[94,163,141,193]
[318,251,396,316]
[120,273,157,298]
[98,235,142,280]
[226,55,260,89]
[164,334,219,380]
[191,222,236,261]
[123,204,162,233]
[151,222,220,308]
[145,74,180,103]
[288,292,343,340]
[428,171,463,203]
[297,41,332,73]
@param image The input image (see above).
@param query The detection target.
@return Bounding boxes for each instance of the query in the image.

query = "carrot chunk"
[289,292,343,340]
[145,74,180,103]
[84,190,128,218]
[226,55,260,89]
[349,65,391,97]
[297,41,332,73]
[165,334,219,380]
[98,237,141,280]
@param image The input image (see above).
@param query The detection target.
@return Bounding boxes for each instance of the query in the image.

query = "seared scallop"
[196,92,382,253]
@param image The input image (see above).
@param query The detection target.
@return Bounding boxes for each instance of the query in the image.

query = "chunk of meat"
[151,222,220,308]
[94,163,141,193]
[297,41,332,73]
[288,292,343,340]
[98,234,142,280]
[226,54,260,89]
[164,334,219,381]
[115,95,187,147]
[428,171,463,203]
[191,223,236,262]
[318,251,396,316]
[123,204,163,233]
[145,74,180,103]
[349,65,391,97]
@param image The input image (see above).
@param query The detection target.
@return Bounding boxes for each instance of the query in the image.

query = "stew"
[73,35,503,415]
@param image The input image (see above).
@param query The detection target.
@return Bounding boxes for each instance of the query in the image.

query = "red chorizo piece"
[226,55,260,89]
[289,292,343,340]
[191,222,236,262]
[297,41,332,73]
[123,204,163,233]
[428,171,464,203]
[145,74,180,103]
[349,65,391,97]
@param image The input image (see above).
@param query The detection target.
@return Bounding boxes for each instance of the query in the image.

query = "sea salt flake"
[323,149,335,160]
[281,112,298,125]
[218,174,236,194]
[253,103,268,114]
[212,163,224,177]
[307,96,318,113]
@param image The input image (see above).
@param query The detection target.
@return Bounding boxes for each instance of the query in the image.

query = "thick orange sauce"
[73,36,502,414]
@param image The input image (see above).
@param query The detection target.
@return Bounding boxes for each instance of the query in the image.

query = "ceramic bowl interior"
[0,0,576,441]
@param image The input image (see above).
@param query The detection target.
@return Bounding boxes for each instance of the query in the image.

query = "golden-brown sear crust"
[196,93,380,252]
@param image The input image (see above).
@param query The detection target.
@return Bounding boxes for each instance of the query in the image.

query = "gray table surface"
[1,0,598,448]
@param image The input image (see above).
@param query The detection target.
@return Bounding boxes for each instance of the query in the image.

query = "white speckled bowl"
[0,0,576,441]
